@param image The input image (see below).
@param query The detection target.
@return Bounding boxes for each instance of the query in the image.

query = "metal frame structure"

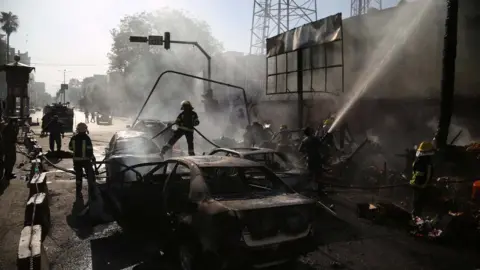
[249,0,318,55]
[265,13,344,128]
[351,0,383,16]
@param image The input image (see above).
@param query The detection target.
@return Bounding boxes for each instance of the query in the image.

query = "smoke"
[426,117,478,146]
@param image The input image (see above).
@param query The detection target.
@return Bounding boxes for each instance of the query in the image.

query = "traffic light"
[164,32,171,50]
[129,36,148,43]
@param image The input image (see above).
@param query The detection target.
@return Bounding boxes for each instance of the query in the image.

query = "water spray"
[328,0,434,133]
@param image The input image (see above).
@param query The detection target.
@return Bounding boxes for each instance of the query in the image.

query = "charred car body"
[208,147,309,190]
[108,155,316,269]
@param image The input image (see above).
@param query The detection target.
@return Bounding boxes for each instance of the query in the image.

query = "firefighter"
[43,115,64,152]
[161,100,200,156]
[69,122,95,198]
[410,141,435,218]
[299,126,324,196]
[2,118,19,180]
[0,119,5,180]
[276,125,292,154]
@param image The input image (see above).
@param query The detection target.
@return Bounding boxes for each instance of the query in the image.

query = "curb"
[17,131,50,270]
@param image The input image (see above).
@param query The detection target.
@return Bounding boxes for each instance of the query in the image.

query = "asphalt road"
[0,110,479,269]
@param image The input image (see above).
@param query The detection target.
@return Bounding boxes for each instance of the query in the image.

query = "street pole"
[169,41,212,90]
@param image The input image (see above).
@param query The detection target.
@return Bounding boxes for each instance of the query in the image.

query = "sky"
[1,0,398,95]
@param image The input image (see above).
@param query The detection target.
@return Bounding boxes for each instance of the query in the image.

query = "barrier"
[17,130,51,270]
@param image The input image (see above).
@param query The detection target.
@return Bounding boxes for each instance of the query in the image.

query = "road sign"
[61,84,68,90]
[148,35,163,46]
[130,36,148,43]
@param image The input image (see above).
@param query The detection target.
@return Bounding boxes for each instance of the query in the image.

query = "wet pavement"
[0,110,479,269]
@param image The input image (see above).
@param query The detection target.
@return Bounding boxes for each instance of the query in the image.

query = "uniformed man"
[69,122,95,198]
[410,141,435,218]
[2,118,19,180]
[161,100,200,156]
[43,115,64,152]
[0,119,5,180]
[276,125,292,154]
[84,109,90,123]
[299,126,324,196]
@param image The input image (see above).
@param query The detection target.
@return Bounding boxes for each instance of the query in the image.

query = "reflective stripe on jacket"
[410,160,433,188]
[69,133,94,161]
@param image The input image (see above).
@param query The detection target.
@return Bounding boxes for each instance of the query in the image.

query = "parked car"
[208,147,309,189]
[135,155,317,269]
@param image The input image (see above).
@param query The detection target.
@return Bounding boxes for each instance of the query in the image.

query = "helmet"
[181,100,192,110]
[280,125,288,131]
[76,122,88,133]
[416,141,435,157]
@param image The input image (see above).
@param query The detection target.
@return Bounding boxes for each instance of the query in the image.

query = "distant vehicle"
[96,112,113,125]
[208,147,309,189]
[143,156,316,269]
[42,103,74,132]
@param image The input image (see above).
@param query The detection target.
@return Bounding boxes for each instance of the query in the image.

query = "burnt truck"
[42,103,74,133]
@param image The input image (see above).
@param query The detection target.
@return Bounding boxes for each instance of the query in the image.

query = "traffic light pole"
[170,40,212,90]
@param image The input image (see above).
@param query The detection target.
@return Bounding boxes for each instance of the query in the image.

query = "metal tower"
[351,0,383,17]
[249,0,318,55]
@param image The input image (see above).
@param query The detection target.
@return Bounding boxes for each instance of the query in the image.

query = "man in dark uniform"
[0,119,5,180]
[2,118,19,180]
[161,100,200,156]
[299,126,324,196]
[69,122,95,198]
[43,115,65,152]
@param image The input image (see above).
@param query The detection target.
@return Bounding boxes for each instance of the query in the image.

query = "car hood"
[215,193,314,211]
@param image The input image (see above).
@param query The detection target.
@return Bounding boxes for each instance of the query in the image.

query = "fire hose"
[151,122,221,148]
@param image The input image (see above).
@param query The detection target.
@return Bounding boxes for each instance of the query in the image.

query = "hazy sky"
[1,0,398,95]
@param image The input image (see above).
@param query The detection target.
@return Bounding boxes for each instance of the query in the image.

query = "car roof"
[212,147,278,155]
[115,130,149,140]
[168,155,262,168]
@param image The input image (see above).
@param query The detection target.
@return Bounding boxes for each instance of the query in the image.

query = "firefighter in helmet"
[276,124,292,154]
[161,100,200,156]
[69,122,95,198]
[410,141,435,218]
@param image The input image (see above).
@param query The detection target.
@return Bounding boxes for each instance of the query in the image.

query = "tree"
[107,9,223,113]
[0,12,19,62]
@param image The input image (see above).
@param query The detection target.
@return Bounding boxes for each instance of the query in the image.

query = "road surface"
[0,110,479,269]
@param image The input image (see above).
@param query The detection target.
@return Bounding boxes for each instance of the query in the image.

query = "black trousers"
[4,146,16,177]
[412,187,428,217]
[49,134,62,151]
[73,160,95,196]
[162,129,195,155]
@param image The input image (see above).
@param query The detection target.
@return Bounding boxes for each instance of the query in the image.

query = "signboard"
[266,13,344,95]
[148,35,164,46]
[61,84,68,90]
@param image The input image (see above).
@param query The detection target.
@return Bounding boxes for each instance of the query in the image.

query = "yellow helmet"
[280,124,288,131]
[416,141,435,157]
[76,122,88,133]
[323,118,333,127]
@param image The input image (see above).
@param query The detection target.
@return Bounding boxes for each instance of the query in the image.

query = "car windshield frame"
[113,137,160,155]
[199,165,294,200]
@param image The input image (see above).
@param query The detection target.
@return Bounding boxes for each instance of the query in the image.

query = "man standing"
[299,126,324,196]
[2,118,19,180]
[43,115,64,152]
[69,122,95,198]
[160,101,200,156]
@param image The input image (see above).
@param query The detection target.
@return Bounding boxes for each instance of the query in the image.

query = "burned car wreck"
[107,155,317,269]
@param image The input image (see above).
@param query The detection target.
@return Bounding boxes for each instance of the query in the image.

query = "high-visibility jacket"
[68,132,94,161]
[410,157,433,188]
[176,110,200,132]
